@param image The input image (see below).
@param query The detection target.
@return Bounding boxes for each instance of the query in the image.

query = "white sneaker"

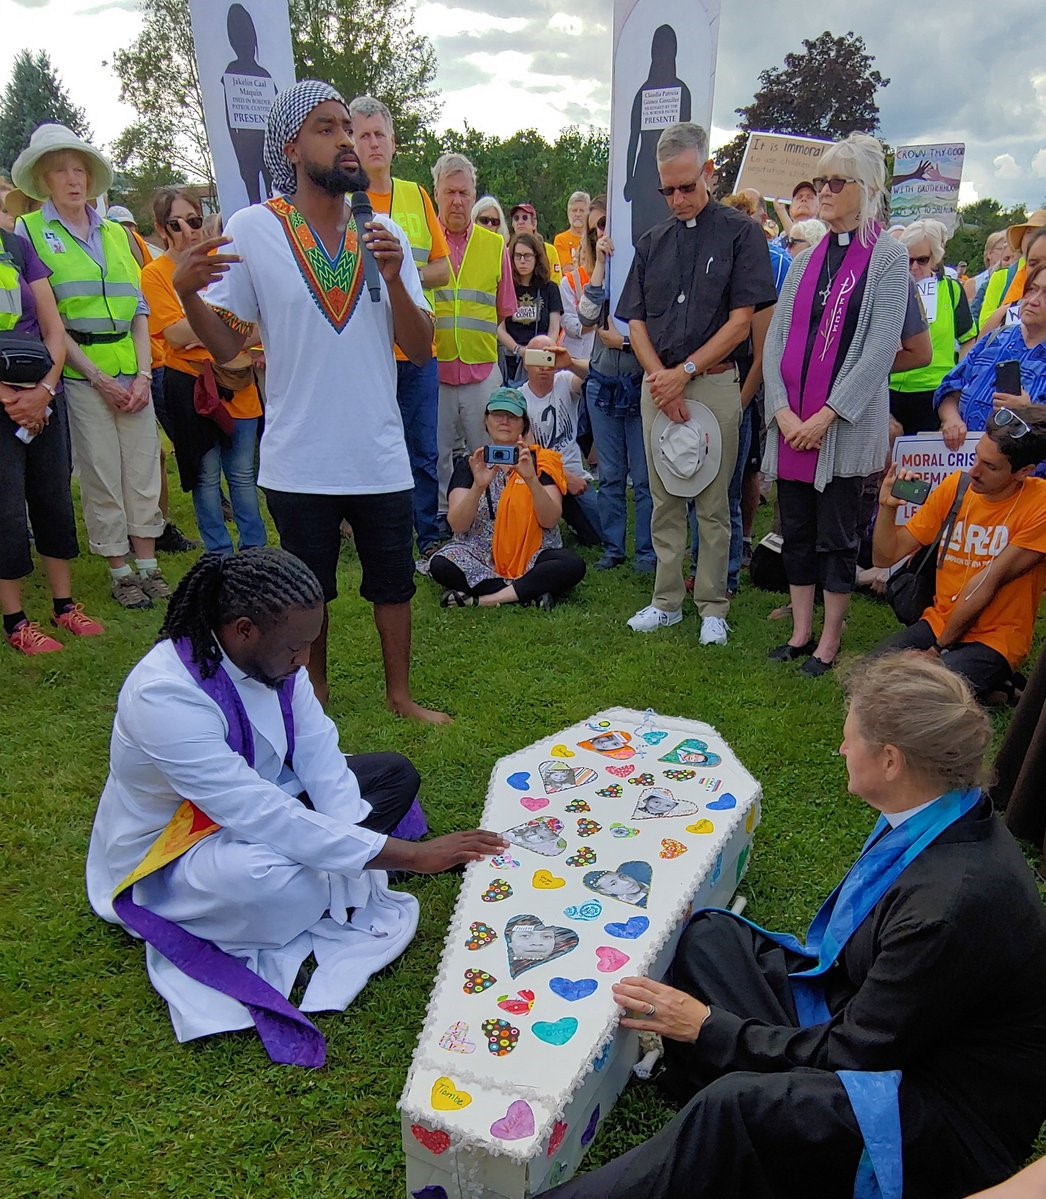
[699,616,729,646]
[627,605,683,633]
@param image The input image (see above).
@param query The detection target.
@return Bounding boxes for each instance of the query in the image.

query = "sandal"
[767,639,816,662]
[439,589,474,608]
[536,593,556,612]
[801,654,836,678]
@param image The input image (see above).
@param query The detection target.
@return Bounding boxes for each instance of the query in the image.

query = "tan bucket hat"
[1007,209,1046,253]
[12,124,114,202]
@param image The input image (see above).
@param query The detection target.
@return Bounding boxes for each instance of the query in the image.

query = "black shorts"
[263,487,416,605]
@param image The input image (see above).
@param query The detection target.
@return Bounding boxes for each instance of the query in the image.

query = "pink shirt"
[438,222,517,386]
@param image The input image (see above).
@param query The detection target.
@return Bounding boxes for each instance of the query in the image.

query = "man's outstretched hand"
[370,830,508,875]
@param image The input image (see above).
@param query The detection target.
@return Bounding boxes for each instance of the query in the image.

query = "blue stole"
[710,787,983,1199]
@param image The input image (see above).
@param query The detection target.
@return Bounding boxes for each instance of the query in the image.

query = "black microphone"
[350,191,383,303]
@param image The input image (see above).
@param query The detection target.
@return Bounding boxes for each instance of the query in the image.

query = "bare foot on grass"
[388,697,453,724]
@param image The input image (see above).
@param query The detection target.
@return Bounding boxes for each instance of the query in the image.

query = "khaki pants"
[64,377,164,558]
[642,372,741,618]
[436,370,501,512]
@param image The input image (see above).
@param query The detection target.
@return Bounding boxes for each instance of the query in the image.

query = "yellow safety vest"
[434,225,503,365]
[19,209,141,379]
[0,255,21,332]
[389,178,436,308]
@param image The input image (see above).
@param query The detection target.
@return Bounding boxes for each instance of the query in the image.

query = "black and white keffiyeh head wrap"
[264,79,348,196]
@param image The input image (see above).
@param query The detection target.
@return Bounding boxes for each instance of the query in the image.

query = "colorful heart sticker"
[610,823,639,839]
[606,763,635,778]
[737,843,751,882]
[547,1120,568,1157]
[662,768,696,781]
[438,1020,476,1054]
[566,847,597,867]
[520,796,549,812]
[746,803,759,833]
[549,976,597,1001]
[482,879,513,903]
[413,1188,449,1199]
[583,859,652,908]
[503,816,567,858]
[563,900,602,921]
[431,1076,472,1111]
[595,946,630,973]
[463,968,497,994]
[707,792,738,811]
[532,868,566,889]
[660,838,687,859]
[580,1105,600,1147]
[628,772,655,786]
[641,730,668,745]
[507,771,530,791]
[539,760,598,795]
[550,744,575,758]
[586,719,612,732]
[593,1041,612,1072]
[465,921,497,950]
[411,1125,451,1155]
[710,849,723,885]
[490,1099,536,1141]
[632,786,699,821]
[533,1017,579,1046]
[596,785,623,798]
[577,730,635,759]
[482,1017,520,1056]
[565,798,591,813]
[659,738,722,767]
[686,819,715,835]
[576,818,602,837]
[497,989,535,1016]
[491,851,520,870]
[604,916,649,939]
[506,914,579,979]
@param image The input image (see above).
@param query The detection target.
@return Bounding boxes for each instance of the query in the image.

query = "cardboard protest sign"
[733,131,832,201]
[891,432,980,522]
[890,143,966,234]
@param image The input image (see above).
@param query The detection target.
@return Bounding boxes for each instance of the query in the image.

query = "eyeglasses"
[990,408,1030,439]
[656,181,699,197]
[476,215,501,228]
[908,254,932,267]
[513,251,536,260]
[785,238,808,249]
[812,176,858,195]
[166,215,204,232]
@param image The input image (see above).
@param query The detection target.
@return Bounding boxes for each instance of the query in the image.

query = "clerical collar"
[832,230,853,247]
[685,217,697,228]
[883,798,936,828]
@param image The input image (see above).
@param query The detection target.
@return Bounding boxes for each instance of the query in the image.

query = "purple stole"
[778,228,879,482]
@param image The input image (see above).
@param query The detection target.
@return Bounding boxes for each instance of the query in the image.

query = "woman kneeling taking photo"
[429,388,585,609]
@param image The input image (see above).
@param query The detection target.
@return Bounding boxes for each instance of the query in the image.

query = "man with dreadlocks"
[172,79,449,724]
[86,548,504,1062]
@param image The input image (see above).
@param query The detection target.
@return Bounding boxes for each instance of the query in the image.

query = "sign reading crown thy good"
[400,709,761,1198]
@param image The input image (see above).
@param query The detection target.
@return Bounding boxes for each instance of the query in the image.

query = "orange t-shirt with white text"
[906,471,1046,666]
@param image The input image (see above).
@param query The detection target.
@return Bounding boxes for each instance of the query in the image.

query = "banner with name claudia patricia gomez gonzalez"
[189,0,297,216]
[606,0,721,326]
[890,143,966,234]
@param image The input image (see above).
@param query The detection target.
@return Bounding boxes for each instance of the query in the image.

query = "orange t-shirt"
[142,253,261,419]
[368,180,447,362]
[906,471,1046,666]
[554,229,581,270]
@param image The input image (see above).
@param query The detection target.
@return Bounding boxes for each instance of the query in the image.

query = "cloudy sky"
[4,0,1046,210]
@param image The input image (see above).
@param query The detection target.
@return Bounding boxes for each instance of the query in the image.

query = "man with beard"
[86,548,505,1061]
[173,81,449,723]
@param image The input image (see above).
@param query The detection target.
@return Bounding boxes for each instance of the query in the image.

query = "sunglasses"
[656,181,699,197]
[990,407,1030,438]
[812,176,858,195]
[476,215,501,228]
[166,215,204,232]
[596,217,606,231]
[785,237,808,249]
[908,254,932,267]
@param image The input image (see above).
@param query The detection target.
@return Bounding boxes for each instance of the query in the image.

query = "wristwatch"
[682,360,698,378]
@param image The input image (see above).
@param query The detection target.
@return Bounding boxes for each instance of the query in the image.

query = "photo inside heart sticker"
[575,730,635,759]
[539,760,598,795]
[631,786,699,820]
[658,737,722,767]
[502,816,567,858]
[582,860,651,908]
[505,913,579,979]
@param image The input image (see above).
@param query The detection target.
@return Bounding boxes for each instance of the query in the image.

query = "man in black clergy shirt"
[617,122,778,645]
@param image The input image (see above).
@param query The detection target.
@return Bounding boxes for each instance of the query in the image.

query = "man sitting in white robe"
[86,548,504,1055]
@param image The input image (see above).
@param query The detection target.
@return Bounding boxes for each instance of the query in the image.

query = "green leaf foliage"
[0,49,92,174]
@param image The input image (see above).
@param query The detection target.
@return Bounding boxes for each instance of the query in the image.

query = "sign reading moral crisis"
[733,131,832,202]
[891,432,980,522]
[188,0,296,216]
[606,0,722,325]
[890,143,966,234]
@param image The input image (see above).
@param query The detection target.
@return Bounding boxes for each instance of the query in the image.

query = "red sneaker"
[52,603,105,637]
[6,619,63,655]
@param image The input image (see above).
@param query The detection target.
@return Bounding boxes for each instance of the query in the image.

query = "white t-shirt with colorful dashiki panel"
[205,199,426,495]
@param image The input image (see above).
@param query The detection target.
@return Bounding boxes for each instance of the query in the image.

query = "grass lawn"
[1,475,1040,1198]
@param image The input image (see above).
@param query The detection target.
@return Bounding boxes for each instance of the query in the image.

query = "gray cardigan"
[762,234,909,491]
